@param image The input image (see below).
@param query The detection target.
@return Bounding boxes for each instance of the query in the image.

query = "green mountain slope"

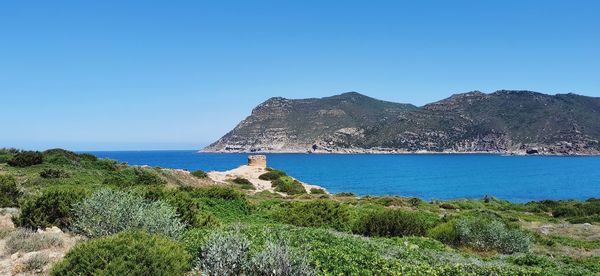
[205,91,600,155]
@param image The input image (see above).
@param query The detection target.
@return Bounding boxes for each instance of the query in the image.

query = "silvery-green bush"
[195,231,250,275]
[71,189,185,239]
[248,241,315,276]
[194,231,315,276]
[455,217,531,254]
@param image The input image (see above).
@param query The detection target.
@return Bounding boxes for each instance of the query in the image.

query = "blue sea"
[85,151,600,203]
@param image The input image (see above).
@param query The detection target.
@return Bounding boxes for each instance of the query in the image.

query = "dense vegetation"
[0,148,598,275]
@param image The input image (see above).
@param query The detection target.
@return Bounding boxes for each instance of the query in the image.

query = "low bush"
[0,228,14,239]
[439,203,458,210]
[258,169,287,180]
[271,200,351,231]
[248,241,315,275]
[232,177,252,185]
[92,158,119,171]
[15,187,90,229]
[273,176,306,195]
[334,192,356,197]
[8,151,44,167]
[133,167,166,186]
[195,231,250,275]
[509,254,557,268]
[408,197,422,207]
[445,216,532,254]
[352,209,438,237]
[51,231,191,275]
[191,170,208,178]
[140,187,221,228]
[5,229,63,254]
[21,253,50,272]
[428,221,459,246]
[0,175,21,207]
[71,189,185,239]
[42,148,80,165]
[193,231,315,276]
[310,188,326,194]
[191,185,246,201]
[230,177,255,190]
[39,168,70,179]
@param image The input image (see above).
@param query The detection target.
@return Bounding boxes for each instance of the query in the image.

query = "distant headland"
[204,90,600,155]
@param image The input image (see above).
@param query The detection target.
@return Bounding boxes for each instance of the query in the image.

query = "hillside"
[204,92,417,152]
[205,91,600,155]
[1,148,599,275]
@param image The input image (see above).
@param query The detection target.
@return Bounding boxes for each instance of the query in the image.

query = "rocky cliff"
[204,91,600,155]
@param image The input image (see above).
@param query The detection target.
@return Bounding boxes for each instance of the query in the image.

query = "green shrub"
[334,192,356,197]
[15,187,90,229]
[51,231,191,275]
[8,151,43,167]
[92,158,119,171]
[258,169,287,180]
[310,188,326,194]
[5,229,63,254]
[42,148,82,165]
[191,185,246,201]
[408,197,422,207]
[352,209,438,237]
[133,167,166,186]
[509,254,557,268]
[72,189,185,239]
[428,221,459,246]
[231,177,255,190]
[0,175,21,207]
[439,203,458,210]
[78,153,98,162]
[453,216,532,254]
[271,200,351,231]
[191,170,208,178]
[149,188,220,228]
[232,177,252,185]
[39,168,70,179]
[0,154,11,163]
[273,176,306,195]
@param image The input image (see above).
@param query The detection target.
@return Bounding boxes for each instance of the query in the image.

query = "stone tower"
[248,155,267,168]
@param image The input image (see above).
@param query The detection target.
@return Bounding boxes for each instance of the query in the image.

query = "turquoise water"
[86,151,600,203]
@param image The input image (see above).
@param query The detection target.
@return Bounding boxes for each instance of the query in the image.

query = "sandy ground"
[207,165,325,194]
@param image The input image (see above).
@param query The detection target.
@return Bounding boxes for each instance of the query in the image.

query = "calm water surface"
[85,151,600,203]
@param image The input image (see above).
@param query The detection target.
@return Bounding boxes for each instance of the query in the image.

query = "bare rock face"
[204,91,600,155]
[248,155,267,168]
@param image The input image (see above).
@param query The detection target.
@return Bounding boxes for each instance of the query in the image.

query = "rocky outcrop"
[204,91,600,155]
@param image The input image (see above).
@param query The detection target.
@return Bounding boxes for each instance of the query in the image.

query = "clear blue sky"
[1,0,599,150]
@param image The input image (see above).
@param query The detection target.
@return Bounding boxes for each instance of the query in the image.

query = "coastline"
[201,148,600,156]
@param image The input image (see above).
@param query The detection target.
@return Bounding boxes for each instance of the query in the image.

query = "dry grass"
[20,253,50,272]
[5,229,64,254]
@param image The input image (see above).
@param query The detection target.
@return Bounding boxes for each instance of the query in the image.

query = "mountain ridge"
[204,90,600,155]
